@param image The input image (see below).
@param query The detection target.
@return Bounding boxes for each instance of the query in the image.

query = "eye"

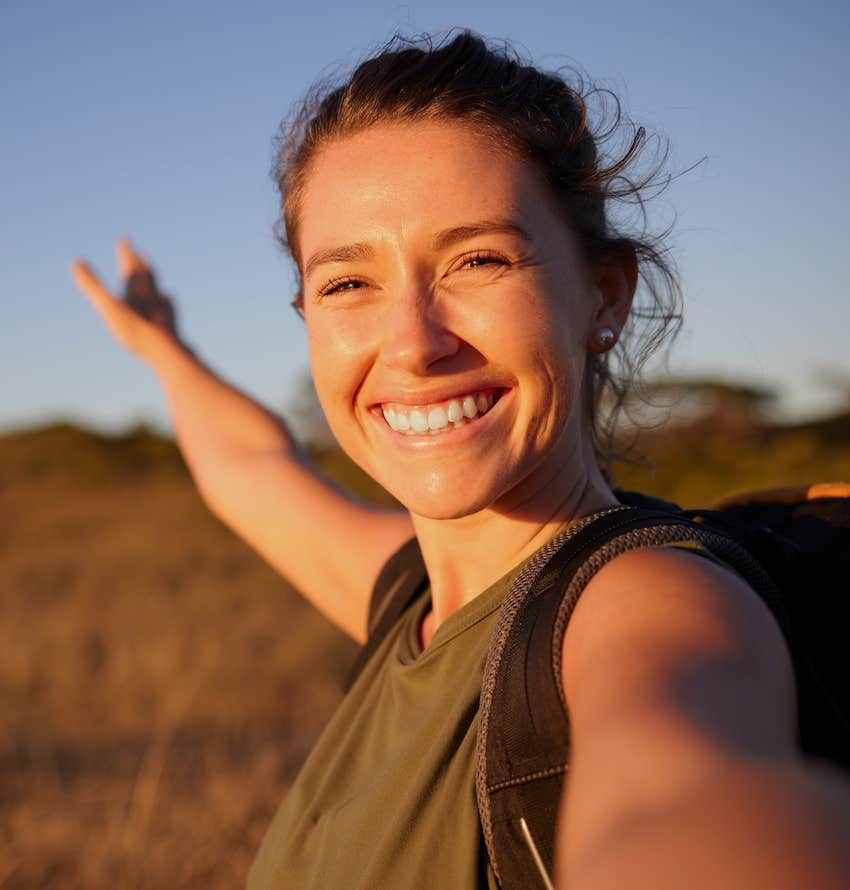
[317,276,367,298]
[453,250,511,273]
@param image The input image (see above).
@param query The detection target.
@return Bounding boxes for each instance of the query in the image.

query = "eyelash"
[317,275,364,297]
[454,250,511,272]
[316,250,511,298]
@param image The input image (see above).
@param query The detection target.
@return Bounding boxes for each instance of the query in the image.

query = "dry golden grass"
[1,425,357,888]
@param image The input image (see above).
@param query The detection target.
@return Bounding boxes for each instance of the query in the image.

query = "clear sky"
[2,0,848,433]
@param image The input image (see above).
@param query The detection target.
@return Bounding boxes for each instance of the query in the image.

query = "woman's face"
[297,120,615,520]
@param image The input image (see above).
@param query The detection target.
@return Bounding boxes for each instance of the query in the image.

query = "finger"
[116,237,148,279]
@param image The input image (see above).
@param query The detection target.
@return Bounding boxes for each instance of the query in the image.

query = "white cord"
[519,816,555,890]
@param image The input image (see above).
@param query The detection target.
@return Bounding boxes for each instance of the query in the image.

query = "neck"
[411,442,618,633]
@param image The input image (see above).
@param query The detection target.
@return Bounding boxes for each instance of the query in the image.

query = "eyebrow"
[303,242,374,282]
[431,219,533,251]
[303,218,533,281]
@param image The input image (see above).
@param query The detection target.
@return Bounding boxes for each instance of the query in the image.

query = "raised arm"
[556,547,850,890]
[70,239,413,642]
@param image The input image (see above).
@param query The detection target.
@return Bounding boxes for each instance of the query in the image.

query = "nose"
[379,285,460,375]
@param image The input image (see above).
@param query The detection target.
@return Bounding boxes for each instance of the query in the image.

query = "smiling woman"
[71,29,850,890]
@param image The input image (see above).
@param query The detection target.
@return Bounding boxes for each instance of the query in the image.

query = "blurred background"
[2,0,848,887]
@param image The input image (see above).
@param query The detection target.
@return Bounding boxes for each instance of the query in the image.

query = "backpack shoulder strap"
[476,506,778,890]
[344,537,429,691]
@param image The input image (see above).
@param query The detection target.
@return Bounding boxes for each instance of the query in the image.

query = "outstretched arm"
[71,240,413,642]
[556,548,850,890]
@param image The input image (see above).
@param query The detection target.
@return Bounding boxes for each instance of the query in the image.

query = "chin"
[380,469,507,521]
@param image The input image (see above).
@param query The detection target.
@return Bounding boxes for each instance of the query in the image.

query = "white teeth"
[427,406,448,431]
[381,390,500,435]
[409,410,429,434]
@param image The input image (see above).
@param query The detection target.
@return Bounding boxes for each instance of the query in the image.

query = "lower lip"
[370,390,511,450]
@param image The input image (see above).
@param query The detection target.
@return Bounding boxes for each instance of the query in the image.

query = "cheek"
[522,295,588,382]
[520,302,591,434]
[306,326,345,411]
[306,322,370,438]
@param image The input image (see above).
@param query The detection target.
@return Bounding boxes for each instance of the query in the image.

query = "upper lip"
[367,382,507,409]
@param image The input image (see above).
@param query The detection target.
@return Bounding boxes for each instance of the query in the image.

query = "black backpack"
[347,485,850,890]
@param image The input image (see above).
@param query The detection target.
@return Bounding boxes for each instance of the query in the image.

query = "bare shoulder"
[562,545,798,767]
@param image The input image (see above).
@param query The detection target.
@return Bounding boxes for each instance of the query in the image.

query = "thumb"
[70,258,138,343]
[71,259,118,315]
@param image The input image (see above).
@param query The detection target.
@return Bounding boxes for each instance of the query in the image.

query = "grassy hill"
[1,412,847,888]
[1,423,358,889]
[611,408,850,505]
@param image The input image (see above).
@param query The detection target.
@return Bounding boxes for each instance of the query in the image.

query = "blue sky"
[2,0,848,433]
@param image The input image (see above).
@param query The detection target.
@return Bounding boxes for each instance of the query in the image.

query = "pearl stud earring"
[592,327,616,351]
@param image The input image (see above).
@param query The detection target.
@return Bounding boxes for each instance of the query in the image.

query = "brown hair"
[272,30,682,464]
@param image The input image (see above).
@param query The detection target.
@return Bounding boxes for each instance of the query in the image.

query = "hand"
[71,239,182,362]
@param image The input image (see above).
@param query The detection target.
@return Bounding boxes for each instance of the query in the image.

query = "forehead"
[296,120,562,262]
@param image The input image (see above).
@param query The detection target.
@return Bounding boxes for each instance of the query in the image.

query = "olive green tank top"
[247,537,737,889]
[246,559,530,890]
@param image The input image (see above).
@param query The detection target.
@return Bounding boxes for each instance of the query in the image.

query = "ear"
[587,244,637,353]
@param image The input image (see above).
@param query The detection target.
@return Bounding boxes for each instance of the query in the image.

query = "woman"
[71,31,850,890]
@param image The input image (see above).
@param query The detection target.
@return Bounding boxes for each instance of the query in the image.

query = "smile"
[380,389,501,436]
